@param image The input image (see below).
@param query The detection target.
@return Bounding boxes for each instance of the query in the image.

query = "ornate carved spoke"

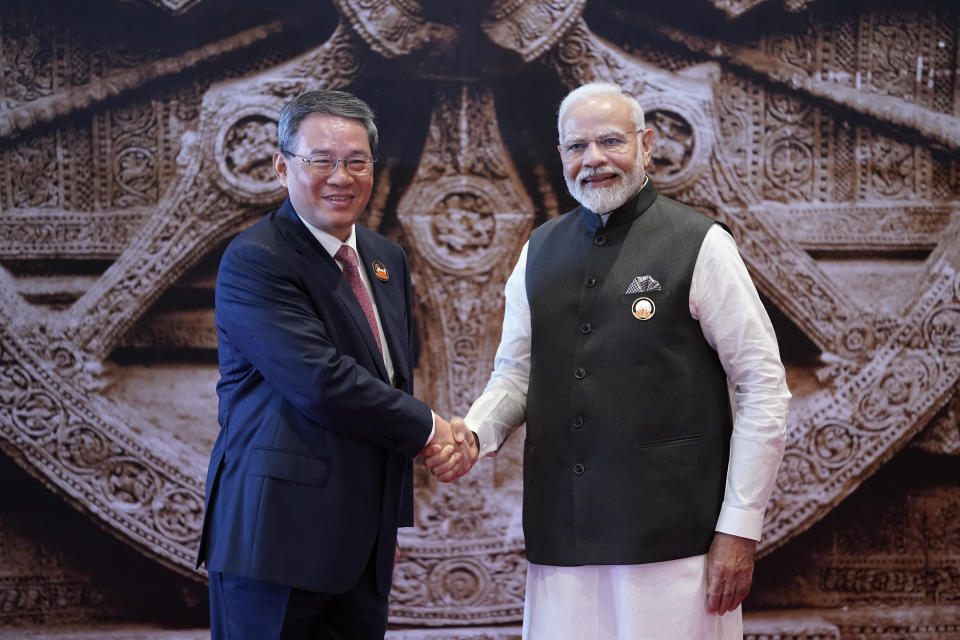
[394,83,533,623]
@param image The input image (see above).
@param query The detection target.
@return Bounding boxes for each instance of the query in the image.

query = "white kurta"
[523,557,742,639]
[464,219,791,639]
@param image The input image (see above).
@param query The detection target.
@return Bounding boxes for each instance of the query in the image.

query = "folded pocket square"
[625,275,662,294]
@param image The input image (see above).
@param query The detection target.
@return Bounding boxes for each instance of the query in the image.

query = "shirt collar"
[295,214,357,259]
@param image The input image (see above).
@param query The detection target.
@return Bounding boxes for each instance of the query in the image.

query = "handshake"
[419,416,479,482]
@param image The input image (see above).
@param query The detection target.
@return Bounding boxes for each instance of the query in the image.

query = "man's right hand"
[421,416,478,482]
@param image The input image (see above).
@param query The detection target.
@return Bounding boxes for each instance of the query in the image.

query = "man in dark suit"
[197,90,478,639]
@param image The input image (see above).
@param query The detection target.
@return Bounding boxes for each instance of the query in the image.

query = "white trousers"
[522,555,743,640]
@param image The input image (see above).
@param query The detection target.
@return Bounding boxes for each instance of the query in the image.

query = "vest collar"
[580,178,659,231]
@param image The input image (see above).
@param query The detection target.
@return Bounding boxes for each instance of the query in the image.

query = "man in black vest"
[458,82,790,638]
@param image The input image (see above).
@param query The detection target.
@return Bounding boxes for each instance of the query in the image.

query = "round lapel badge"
[632,297,655,320]
[372,260,389,282]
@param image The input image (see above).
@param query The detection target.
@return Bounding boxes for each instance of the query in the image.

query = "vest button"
[574,367,586,379]
[573,463,585,475]
[571,416,583,428]
[580,322,591,334]
[584,276,596,287]
[594,234,606,246]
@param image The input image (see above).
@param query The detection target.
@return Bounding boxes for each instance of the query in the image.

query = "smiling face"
[273,112,374,241]
[558,94,655,213]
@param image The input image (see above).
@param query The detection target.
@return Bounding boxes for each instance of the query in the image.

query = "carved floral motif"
[8,138,60,208]
[647,110,694,178]
[1,13,54,104]
[153,489,204,544]
[58,426,112,473]
[215,110,282,201]
[483,0,586,61]
[332,0,456,58]
[924,305,960,355]
[864,134,916,199]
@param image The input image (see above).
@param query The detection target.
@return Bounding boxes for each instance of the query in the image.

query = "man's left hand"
[705,532,756,615]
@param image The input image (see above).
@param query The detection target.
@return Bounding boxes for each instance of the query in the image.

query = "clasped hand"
[419,416,478,482]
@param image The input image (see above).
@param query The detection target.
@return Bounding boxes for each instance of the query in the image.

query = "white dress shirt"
[464,211,790,639]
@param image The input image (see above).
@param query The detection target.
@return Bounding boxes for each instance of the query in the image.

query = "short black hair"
[278,89,378,155]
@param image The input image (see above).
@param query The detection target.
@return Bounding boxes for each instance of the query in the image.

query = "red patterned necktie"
[335,244,383,354]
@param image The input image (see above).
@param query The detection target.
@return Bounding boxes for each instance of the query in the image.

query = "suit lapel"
[274,202,391,383]
[356,232,408,386]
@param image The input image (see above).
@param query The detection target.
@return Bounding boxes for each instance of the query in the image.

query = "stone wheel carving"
[1,0,958,627]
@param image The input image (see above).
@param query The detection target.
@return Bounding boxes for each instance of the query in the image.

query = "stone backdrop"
[0,0,958,637]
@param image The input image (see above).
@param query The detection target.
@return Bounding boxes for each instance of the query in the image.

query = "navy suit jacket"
[197,199,432,596]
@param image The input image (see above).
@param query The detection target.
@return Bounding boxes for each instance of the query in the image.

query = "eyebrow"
[560,129,630,143]
[303,147,371,156]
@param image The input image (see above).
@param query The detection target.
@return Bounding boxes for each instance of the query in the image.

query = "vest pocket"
[635,433,706,449]
[618,290,670,304]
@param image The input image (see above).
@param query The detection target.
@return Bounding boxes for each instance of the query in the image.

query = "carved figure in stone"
[459,82,791,639]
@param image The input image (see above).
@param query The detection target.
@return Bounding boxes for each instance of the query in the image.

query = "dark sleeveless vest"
[523,181,734,566]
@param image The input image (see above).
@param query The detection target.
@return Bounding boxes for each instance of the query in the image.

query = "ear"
[273,151,289,188]
[640,128,655,169]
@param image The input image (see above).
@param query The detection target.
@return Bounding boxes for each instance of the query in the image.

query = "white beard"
[566,163,646,214]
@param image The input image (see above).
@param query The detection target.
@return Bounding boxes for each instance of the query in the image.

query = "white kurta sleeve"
[690,225,791,541]
[463,243,531,457]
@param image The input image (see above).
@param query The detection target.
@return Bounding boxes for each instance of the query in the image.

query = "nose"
[325,160,354,184]
[581,140,606,166]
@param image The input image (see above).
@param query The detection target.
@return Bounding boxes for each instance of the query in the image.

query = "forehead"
[560,95,634,139]
[294,112,371,153]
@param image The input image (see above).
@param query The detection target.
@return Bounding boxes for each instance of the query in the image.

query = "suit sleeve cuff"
[715,504,765,541]
[424,412,437,449]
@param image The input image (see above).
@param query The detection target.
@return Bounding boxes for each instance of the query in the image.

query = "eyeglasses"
[284,151,376,177]
[559,130,640,159]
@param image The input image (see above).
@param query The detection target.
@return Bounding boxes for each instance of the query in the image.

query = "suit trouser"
[209,551,388,640]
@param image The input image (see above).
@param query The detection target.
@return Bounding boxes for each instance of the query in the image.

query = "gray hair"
[557,82,646,141]
[278,90,379,155]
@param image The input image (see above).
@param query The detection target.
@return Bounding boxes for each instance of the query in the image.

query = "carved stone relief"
[392,82,533,623]
[0,0,958,636]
